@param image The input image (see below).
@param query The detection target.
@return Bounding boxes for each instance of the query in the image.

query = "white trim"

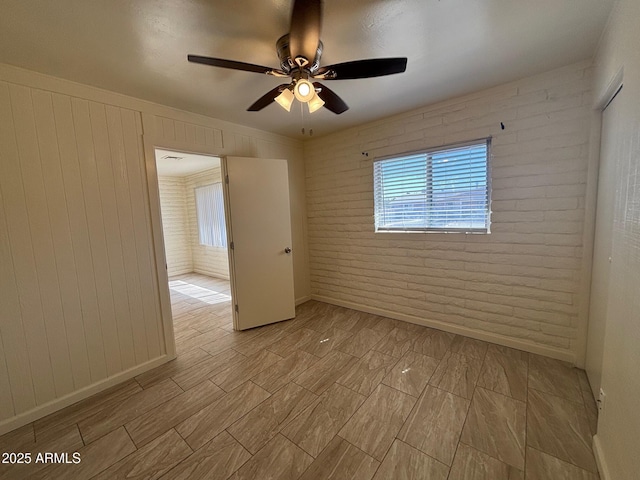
[0,355,171,436]
[592,435,612,480]
[578,66,624,371]
[142,121,227,357]
[192,269,230,281]
[220,157,240,330]
[295,295,312,306]
[594,66,624,111]
[311,294,576,364]
[576,107,603,369]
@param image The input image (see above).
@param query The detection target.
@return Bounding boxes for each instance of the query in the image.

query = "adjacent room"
[0,0,638,479]
[155,149,234,334]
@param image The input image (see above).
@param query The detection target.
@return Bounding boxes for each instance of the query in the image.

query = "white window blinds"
[195,183,227,247]
[373,139,490,233]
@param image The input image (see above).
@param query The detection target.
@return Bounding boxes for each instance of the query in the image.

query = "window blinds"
[195,182,227,247]
[373,140,490,232]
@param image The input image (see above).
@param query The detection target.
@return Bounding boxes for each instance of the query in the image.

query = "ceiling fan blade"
[247,84,290,111]
[288,0,322,67]
[313,82,348,114]
[315,57,407,80]
[188,55,284,75]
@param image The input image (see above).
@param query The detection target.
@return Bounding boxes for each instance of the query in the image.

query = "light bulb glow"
[294,79,315,102]
[298,82,310,96]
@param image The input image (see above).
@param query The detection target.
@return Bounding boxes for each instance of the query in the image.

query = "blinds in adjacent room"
[195,182,227,247]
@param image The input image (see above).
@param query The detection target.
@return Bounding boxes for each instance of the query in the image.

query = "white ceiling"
[0,0,615,139]
[155,149,220,177]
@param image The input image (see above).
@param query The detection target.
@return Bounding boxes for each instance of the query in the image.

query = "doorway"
[154,149,234,338]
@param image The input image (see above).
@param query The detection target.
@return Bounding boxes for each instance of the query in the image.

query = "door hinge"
[225,174,229,184]
[234,304,239,313]
[230,241,234,250]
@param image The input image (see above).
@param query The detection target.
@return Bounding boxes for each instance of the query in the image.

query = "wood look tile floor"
[0,273,601,480]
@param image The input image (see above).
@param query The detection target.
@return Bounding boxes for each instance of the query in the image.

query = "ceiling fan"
[187,0,407,115]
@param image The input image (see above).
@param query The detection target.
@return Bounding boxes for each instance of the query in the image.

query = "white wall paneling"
[0,83,165,433]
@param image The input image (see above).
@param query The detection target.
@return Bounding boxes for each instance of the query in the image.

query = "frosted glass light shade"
[275,88,294,112]
[307,93,325,113]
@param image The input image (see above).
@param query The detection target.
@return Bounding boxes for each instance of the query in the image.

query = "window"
[195,183,227,247]
[373,139,490,233]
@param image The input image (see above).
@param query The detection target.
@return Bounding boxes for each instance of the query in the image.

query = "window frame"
[373,138,492,234]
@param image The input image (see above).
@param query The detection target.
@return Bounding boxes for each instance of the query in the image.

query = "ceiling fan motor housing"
[276,34,323,74]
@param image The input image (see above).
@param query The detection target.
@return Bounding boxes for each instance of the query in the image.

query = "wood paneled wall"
[0,83,163,423]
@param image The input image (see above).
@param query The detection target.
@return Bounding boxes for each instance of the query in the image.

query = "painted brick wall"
[304,61,594,362]
[157,176,193,276]
[184,167,230,280]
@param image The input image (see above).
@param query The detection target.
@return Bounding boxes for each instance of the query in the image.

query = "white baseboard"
[311,294,576,364]
[192,269,230,281]
[0,355,171,436]
[295,295,312,306]
[592,435,611,480]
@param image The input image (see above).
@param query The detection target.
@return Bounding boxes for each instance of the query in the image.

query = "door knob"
[284,247,292,254]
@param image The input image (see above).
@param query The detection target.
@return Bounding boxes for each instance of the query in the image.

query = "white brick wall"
[158,176,193,276]
[304,61,594,362]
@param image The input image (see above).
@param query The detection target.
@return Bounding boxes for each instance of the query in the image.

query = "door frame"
[141,122,227,359]
[580,67,624,391]
[220,156,239,329]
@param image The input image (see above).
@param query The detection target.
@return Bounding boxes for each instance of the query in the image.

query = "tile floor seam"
[301,381,368,449]
[527,385,592,408]
[473,384,528,403]
[526,444,600,478]
[224,426,249,455]
[121,423,140,451]
[450,385,474,468]
[77,422,88,447]
[396,436,451,470]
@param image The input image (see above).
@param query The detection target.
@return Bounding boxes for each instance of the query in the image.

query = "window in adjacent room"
[195,182,227,247]
[373,139,491,233]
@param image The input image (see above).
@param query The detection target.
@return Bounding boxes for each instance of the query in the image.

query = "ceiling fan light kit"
[275,87,295,112]
[188,0,408,116]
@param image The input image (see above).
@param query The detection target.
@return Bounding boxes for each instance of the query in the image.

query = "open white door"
[223,156,296,330]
